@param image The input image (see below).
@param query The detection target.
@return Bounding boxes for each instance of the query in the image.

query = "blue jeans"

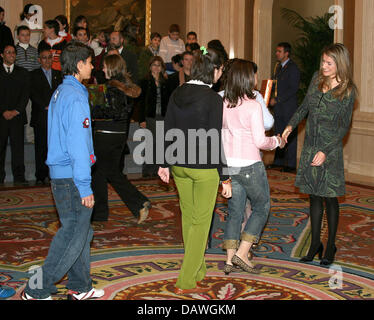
[25,178,93,298]
[223,162,270,249]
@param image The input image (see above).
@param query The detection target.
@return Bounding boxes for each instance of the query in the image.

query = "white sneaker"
[67,288,105,300]
[21,290,53,300]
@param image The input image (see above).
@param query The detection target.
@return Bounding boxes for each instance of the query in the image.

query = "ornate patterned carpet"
[1,170,374,300]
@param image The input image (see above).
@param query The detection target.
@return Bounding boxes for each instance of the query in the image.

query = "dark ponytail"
[190,48,222,84]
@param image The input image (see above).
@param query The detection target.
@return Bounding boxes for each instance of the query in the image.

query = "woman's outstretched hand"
[158,167,170,183]
[282,126,293,143]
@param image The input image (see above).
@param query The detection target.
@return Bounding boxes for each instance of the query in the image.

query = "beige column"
[253,0,274,83]
[344,0,374,185]
[333,0,345,43]
[186,0,247,59]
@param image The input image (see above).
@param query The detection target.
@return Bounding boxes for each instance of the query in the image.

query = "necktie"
[7,67,11,74]
[45,70,52,87]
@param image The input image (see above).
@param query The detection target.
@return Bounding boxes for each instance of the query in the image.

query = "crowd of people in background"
[0,3,357,300]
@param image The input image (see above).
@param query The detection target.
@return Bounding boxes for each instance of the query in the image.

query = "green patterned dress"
[288,73,355,197]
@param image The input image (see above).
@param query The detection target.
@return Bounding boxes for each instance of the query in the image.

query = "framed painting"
[66,0,152,45]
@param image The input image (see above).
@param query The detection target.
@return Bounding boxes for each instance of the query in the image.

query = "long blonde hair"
[318,43,357,100]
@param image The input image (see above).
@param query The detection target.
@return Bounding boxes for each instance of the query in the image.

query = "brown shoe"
[232,255,260,274]
[174,285,210,295]
[137,201,151,224]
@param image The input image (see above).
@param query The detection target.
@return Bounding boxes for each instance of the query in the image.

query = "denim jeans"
[223,161,270,249]
[25,178,93,298]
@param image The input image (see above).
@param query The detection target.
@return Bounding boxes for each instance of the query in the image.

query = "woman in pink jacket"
[221,59,285,274]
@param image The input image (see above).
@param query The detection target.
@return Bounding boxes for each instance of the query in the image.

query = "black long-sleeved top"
[139,75,169,123]
[162,83,229,180]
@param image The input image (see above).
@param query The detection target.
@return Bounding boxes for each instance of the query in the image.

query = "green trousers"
[172,166,220,289]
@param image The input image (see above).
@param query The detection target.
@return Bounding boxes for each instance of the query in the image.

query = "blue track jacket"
[46,75,96,198]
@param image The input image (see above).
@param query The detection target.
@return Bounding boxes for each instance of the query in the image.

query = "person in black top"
[139,56,169,177]
[89,54,150,223]
[30,48,62,184]
[166,51,193,97]
[0,7,14,59]
[158,47,232,295]
[0,44,30,185]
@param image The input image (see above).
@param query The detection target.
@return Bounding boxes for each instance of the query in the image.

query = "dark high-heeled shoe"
[299,243,324,263]
[223,263,234,275]
[232,255,260,274]
[320,246,337,266]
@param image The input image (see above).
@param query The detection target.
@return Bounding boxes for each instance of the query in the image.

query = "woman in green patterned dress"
[282,43,357,266]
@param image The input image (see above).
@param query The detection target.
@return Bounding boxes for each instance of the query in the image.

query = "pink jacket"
[222,97,278,163]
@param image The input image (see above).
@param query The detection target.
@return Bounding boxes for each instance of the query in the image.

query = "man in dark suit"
[0,44,30,185]
[109,31,139,84]
[269,42,300,172]
[30,49,63,184]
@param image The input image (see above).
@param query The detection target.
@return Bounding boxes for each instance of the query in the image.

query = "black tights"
[308,195,339,259]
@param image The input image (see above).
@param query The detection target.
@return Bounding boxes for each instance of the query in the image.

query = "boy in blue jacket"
[22,41,104,300]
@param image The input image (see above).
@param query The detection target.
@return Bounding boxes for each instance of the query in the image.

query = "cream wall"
[272,0,334,68]
[151,0,186,40]
[186,0,253,59]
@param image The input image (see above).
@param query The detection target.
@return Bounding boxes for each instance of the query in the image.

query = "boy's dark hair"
[187,31,197,38]
[60,40,93,76]
[17,25,31,35]
[188,43,200,52]
[171,54,182,67]
[1,44,16,54]
[45,19,60,37]
[38,47,52,56]
[169,24,180,34]
[181,51,193,60]
[0,6,4,13]
[223,59,256,108]
[191,48,222,84]
[55,15,69,33]
[277,42,292,56]
[207,39,228,64]
[73,27,87,37]
[150,32,161,40]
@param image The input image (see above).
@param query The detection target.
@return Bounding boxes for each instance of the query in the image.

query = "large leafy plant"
[281,8,334,102]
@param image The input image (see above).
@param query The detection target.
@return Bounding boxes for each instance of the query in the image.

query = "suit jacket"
[272,59,300,118]
[120,47,139,84]
[0,64,30,124]
[29,68,63,127]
